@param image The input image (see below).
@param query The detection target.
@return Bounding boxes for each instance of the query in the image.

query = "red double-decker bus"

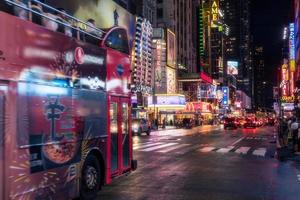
[0,1,136,199]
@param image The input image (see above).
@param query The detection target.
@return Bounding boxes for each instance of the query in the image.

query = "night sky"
[251,0,293,84]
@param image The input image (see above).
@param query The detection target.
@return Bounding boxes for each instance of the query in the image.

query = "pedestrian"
[162,118,166,129]
[279,118,288,148]
[290,117,300,154]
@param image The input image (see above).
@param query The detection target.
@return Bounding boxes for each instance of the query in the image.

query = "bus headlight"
[132,124,139,130]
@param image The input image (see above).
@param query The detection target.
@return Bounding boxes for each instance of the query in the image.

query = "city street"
[98,126,300,200]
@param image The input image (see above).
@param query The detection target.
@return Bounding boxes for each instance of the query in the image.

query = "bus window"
[17,82,107,146]
[104,29,129,55]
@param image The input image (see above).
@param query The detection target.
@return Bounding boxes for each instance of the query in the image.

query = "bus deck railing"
[4,0,106,43]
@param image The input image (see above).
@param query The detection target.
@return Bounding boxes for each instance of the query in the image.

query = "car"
[235,117,246,128]
[267,117,276,126]
[244,118,256,128]
[132,118,151,135]
[224,117,238,129]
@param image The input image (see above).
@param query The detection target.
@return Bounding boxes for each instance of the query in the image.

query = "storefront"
[147,94,186,125]
[183,102,216,125]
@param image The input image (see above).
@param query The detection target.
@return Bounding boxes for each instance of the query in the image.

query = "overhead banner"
[221,86,229,106]
[289,23,295,72]
[167,29,176,68]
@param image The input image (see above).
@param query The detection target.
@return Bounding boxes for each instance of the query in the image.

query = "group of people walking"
[279,116,300,155]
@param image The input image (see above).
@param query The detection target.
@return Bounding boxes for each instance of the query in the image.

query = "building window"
[157,8,163,19]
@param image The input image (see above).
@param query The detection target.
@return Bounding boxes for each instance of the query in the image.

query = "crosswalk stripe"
[133,142,151,147]
[141,143,178,152]
[235,146,251,154]
[157,144,190,153]
[199,146,216,152]
[216,146,235,153]
[252,148,266,157]
[176,145,201,155]
[133,142,164,150]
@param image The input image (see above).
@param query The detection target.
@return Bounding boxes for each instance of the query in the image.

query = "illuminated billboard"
[46,0,136,49]
[167,29,176,68]
[227,61,238,75]
[148,95,186,106]
[166,67,176,93]
[198,84,217,99]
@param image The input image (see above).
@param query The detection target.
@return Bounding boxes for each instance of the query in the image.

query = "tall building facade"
[221,0,252,101]
[156,0,197,73]
[134,0,156,26]
[132,17,153,94]
[253,46,265,109]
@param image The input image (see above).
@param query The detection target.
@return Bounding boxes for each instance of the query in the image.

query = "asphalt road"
[97,125,300,200]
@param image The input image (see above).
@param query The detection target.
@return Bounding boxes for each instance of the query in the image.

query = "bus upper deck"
[0,1,135,200]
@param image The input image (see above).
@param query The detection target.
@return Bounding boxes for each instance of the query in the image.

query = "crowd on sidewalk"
[278,116,300,155]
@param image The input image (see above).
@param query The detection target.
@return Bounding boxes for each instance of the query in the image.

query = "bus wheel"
[80,155,101,200]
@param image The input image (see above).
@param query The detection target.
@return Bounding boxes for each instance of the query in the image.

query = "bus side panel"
[0,11,108,200]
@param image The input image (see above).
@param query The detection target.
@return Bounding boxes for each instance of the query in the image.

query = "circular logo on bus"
[117,64,124,76]
[75,47,85,64]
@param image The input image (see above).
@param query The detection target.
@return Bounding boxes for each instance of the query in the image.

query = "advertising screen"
[198,84,217,99]
[227,61,238,75]
[46,0,136,49]
[167,29,176,68]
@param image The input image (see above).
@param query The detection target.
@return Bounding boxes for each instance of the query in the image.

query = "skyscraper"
[221,0,252,101]
[253,46,265,109]
[156,0,197,73]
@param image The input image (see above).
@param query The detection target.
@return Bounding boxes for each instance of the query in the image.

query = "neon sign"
[281,64,289,96]
[211,0,219,27]
[289,23,295,72]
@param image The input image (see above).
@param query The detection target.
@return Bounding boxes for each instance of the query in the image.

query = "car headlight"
[132,124,139,130]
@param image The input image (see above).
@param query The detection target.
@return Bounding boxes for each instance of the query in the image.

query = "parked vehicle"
[132,119,151,135]
[224,117,238,129]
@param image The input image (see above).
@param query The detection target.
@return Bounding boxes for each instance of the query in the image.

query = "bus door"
[0,84,7,199]
[110,97,131,176]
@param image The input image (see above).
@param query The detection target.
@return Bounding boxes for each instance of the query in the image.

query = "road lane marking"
[133,142,164,150]
[235,146,251,154]
[157,144,190,153]
[141,143,178,152]
[199,146,216,152]
[252,148,266,157]
[216,146,235,153]
[231,137,245,146]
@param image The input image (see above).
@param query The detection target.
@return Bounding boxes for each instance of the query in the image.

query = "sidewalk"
[277,139,300,162]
